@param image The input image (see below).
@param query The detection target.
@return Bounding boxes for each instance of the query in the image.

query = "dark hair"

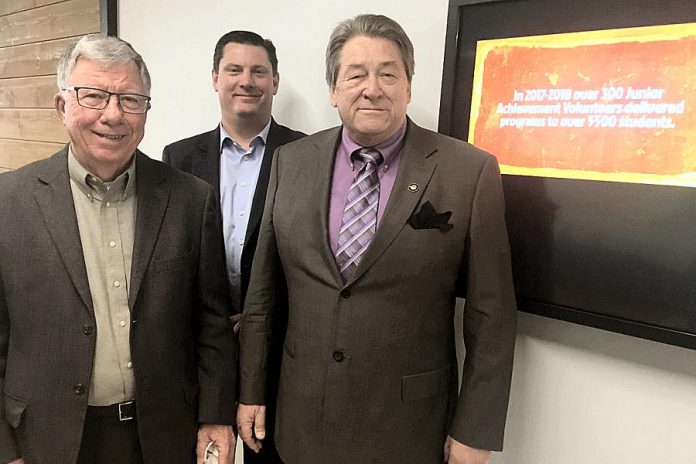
[213,30,278,74]
[326,14,414,88]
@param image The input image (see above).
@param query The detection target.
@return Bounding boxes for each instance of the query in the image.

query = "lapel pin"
[408,183,419,192]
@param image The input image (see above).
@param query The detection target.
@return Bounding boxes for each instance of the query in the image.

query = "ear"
[329,85,338,108]
[212,69,219,92]
[54,92,67,122]
[272,72,279,96]
[407,81,412,104]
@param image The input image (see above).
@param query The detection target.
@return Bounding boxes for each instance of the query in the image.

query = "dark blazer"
[0,148,237,464]
[239,120,518,464]
[162,118,305,312]
[163,118,304,463]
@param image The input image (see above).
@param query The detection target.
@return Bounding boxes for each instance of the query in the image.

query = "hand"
[196,424,235,464]
[236,403,266,453]
[444,436,491,464]
[230,314,243,335]
[8,459,25,464]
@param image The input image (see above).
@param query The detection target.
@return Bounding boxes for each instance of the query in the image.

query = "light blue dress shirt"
[219,120,271,309]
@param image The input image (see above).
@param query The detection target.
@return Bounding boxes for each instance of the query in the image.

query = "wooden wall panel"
[0,108,67,143]
[0,76,57,108]
[0,139,63,170]
[0,0,100,48]
[0,37,76,79]
[0,0,113,171]
[0,0,63,16]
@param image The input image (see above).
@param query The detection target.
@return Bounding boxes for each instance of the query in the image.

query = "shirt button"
[120,320,127,327]
[239,210,245,216]
[240,182,247,187]
[238,240,244,247]
[105,201,111,207]
[73,384,85,395]
[127,362,133,368]
[333,351,345,362]
[114,280,121,288]
[109,240,117,248]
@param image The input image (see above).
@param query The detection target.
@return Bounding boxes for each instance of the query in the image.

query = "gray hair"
[325,14,415,88]
[56,34,151,94]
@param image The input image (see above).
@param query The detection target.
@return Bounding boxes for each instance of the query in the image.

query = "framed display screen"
[439,0,696,348]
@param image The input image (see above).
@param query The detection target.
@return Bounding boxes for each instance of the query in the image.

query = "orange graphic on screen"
[469,23,696,187]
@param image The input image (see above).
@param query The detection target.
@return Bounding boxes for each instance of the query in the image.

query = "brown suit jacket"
[239,120,517,464]
[0,148,237,464]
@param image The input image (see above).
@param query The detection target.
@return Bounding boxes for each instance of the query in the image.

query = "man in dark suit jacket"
[163,31,303,464]
[237,15,517,464]
[0,35,237,464]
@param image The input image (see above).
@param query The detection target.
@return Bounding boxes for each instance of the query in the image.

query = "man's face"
[213,42,278,123]
[330,35,411,147]
[55,59,147,180]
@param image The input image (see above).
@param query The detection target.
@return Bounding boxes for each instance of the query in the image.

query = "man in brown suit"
[237,14,517,464]
[0,35,237,464]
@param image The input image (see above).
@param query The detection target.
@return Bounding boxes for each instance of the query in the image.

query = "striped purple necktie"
[335,147,384,282]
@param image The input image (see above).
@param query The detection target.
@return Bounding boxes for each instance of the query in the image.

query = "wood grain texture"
[0,108,67,143]
[0,75,58,108]
[0,0,99,47]
[0,138,63,170]
[0,0,64,16]
[0,37,76,79]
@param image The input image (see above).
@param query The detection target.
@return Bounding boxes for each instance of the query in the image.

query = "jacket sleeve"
[0,264,20,463]
[194,185,238,424]
[238,148,285,405]
[450,155,517,451]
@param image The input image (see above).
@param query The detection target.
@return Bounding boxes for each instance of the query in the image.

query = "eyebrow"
[343,61,400,71]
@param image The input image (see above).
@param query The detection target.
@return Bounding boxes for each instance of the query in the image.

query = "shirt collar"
[68,145,136,202]
[219,119,272,153]
[340,122,407,170]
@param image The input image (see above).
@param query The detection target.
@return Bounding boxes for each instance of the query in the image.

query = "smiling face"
[213,42,278,127]
[330,35,411,147]
[55,58,147,181]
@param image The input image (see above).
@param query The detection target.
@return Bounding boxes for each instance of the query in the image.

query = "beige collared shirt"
[68,148,137,406]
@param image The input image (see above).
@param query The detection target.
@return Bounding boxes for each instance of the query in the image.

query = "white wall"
[119,1,696,463]
[119,0,447,158]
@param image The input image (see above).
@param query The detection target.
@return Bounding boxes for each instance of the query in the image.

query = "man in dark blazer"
[163,31,303,464]
[0,35,237,464]
[237,15,517,464]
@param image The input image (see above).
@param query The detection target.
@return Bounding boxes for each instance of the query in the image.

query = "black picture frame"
[439,0,696,349]
[100,0,118,37]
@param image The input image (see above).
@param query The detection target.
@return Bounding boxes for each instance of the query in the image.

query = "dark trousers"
[77,404,144,464]
[243,440,284,464]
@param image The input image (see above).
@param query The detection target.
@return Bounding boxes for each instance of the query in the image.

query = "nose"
[100,94,125,122]
[239,69,255,88]
[362,74,383,99]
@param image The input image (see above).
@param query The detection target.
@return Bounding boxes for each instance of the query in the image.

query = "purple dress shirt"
[328,123,407,253]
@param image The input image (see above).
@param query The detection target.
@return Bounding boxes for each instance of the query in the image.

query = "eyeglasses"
[62,86,152,114]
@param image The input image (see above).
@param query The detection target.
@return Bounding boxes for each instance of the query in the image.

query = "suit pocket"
[3,392,27,428]
[401,365,452,402]
[153,251,194,273]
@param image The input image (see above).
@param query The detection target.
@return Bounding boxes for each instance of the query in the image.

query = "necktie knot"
[352,148,384,168]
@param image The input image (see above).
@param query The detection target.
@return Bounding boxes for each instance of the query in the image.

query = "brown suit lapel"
[33,148,94,314]
[305,127,345,286]
[129,151,170,310]
[345,121,438,286]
